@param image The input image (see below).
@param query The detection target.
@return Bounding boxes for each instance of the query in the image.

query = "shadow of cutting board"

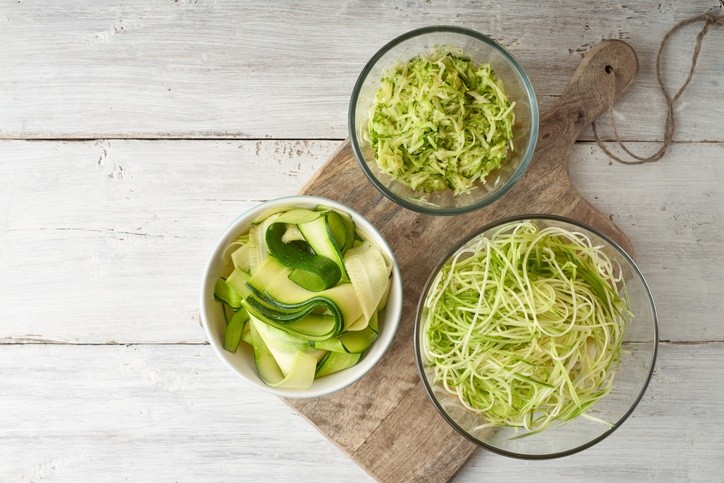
[287,40,639,482]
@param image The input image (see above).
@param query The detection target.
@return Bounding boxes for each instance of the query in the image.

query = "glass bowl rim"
[349,25,540,216]
[413,213,659,459]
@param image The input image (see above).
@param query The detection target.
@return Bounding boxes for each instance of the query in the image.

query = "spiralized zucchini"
[422,221,629,432]
[366,46,515,195]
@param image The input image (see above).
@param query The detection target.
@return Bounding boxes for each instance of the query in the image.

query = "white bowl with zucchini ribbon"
[200,196,403,398]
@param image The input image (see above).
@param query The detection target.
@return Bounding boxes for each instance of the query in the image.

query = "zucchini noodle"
[366,46,515,195]
[422,221,629,432]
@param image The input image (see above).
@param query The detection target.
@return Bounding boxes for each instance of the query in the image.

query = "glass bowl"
[200,196,403,398]
[414,215,657,458]
[349,26,539,215]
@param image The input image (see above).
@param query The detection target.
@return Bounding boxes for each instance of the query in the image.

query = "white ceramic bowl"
[200,195,403,398]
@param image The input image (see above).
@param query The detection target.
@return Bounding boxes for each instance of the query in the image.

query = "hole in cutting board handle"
[605,64,614,74]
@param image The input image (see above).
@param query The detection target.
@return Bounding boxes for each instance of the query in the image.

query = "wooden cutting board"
[287,40,639,482]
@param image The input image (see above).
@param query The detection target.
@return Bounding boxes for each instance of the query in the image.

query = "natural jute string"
[592,11,723,165]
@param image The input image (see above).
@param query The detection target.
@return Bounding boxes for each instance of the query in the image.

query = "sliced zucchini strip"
[223,307,250,353]
[298,214,349,283]
[249,317,318,389]
[316,351,362,378]
[214,278,242,309]
[344,240,391,323]
[266,222,341,291]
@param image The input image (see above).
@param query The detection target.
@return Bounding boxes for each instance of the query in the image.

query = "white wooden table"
[1,1,722,481]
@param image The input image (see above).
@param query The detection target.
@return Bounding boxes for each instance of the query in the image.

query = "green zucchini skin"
[298,215,349,283]
[312,326,378,354]
[242,296,341,342]
[213,278,242,309]
[223,307,250,352]
[265,222,341,291]
[315,351,362,378]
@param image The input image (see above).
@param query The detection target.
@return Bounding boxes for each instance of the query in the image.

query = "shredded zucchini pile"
[366,47,516,195]
[423,221,629,433]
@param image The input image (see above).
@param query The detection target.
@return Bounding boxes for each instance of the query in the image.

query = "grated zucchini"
[366,46,516,195]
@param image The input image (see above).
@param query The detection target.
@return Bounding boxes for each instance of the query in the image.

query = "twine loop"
[592,12,722,165]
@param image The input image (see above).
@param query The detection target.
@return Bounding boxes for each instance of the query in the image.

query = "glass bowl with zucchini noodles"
[414,216,657,458]
[349,26,538,215]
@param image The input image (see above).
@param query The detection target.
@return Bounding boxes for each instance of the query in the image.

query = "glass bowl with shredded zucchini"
[350,26,538,215]
[414,216,657,458]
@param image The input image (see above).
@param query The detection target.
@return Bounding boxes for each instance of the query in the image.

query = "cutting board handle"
[537,40,639,159]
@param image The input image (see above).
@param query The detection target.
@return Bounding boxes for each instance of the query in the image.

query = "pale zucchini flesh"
[249,318,318,389]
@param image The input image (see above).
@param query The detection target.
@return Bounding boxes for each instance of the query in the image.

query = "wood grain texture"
[0,140,720,345]
[0,344,371,482]
[0,343,721,482]
[287,40,645,482]
[0,139,331,344]
[1,0,721,141]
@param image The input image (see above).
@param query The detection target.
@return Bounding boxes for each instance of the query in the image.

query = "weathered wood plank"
[0,343,720,481]
[0,344,371,482]
[0,0,720,141]
[0,139,335,344]
[0,140,720,343]
[570,142,724,338]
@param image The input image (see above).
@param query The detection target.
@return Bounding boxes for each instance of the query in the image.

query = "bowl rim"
[413,214,659,459]
[349,25,540,216]
[199,195,403,399]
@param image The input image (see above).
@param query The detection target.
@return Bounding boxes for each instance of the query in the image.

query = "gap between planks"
[3,137,723,143]
[0,340,719,346]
